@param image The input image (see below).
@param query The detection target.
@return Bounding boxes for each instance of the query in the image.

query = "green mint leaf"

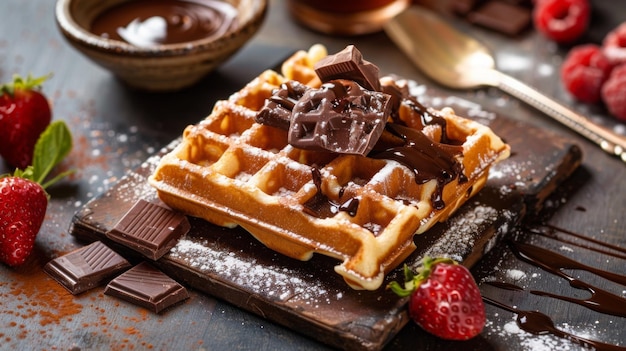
[32,120,73,187]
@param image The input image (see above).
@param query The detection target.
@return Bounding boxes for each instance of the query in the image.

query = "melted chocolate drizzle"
[484,225,626,351]
[405,98,453,144]
[380,78,453,144]
[370,123,465,210]
[509,241,626,316]
[302,168,360,219]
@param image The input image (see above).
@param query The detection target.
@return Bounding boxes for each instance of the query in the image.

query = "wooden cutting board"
[69,83,582,351]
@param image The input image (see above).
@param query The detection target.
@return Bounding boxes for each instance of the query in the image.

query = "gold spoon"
[384,6,626,163]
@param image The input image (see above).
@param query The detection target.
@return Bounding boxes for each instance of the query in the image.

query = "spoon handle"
[492,70,626,163]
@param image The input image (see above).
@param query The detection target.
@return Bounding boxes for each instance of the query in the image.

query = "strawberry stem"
[387,257,458,297]
[0,74,51,97]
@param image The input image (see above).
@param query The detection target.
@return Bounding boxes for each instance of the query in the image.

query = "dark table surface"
[1,0,625,350]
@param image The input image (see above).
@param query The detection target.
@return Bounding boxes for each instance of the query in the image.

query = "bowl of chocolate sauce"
[55,0,267,91]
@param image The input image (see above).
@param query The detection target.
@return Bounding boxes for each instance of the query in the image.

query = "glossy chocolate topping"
[302,168,361,220]
[256,80,310,130]
[380,78,453,144]
[370,123,465,210]
[90,0,238,47]
[288,79,390,156]
[258,46,468,212]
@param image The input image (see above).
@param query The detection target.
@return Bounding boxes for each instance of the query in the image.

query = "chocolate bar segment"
[314,45,381,91]
[44,241,131,295]
[256,80,310,130]
[104,262,189,313]
[288,79,391,156]
[466,1,531,36]
[106,199,190,260]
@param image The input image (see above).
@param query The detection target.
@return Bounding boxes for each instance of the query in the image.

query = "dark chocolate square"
[44,241,131,294]
[467,1,531,36]
[104,262,189,313]
[106,199,191,260]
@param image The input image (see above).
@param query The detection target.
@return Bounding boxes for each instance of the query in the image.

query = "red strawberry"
[0,176,48,266]
[0,120,72,266]
[388,257,486,340]
[0,74,52,170]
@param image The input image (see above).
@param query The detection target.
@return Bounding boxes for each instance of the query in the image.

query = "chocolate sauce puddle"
[90,0,238,47]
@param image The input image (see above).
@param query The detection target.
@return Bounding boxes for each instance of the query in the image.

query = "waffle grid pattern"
[150,46,509,290]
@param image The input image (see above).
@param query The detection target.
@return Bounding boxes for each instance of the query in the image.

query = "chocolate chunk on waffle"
[149,45,510,290]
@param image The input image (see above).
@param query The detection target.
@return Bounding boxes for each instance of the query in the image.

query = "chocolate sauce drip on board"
[483,293,626,351]
[529,224,626,260]
[483,225,626,351]
[508,241,626,317]
[370,123,465,210]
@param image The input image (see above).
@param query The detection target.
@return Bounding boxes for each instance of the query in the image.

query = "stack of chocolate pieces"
[45,199,191,313]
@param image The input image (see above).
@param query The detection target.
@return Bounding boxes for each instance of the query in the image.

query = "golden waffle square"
[149,45,510,290]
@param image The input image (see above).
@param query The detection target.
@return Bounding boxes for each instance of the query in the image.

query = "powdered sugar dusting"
[485,315,582,351]
[411,204,500,265]
[168,237,342,307]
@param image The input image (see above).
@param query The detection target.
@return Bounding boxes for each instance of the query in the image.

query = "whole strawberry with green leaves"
[0,74,52,169]
[388,257,486,340]
[0,120,72,266]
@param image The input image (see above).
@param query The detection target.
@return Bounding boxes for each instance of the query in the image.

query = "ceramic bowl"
[55,0,267,91]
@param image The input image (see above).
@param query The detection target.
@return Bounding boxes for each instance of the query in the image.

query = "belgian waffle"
[149,45,510,290]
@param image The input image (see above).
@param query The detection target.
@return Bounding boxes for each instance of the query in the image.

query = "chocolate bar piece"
[467,1,531,36]
[106,199,190,260]
[44,241,131,295]
[288,79,391,156]
[256,80,310,130]
[314,45,381,91]
[104,262,189,313]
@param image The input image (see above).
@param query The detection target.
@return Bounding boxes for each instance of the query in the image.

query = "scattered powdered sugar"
[169,237,340,306]
[417,204,499,262]
[486,315,589,351]
[506,269,527,281]
[234,172,253,182]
